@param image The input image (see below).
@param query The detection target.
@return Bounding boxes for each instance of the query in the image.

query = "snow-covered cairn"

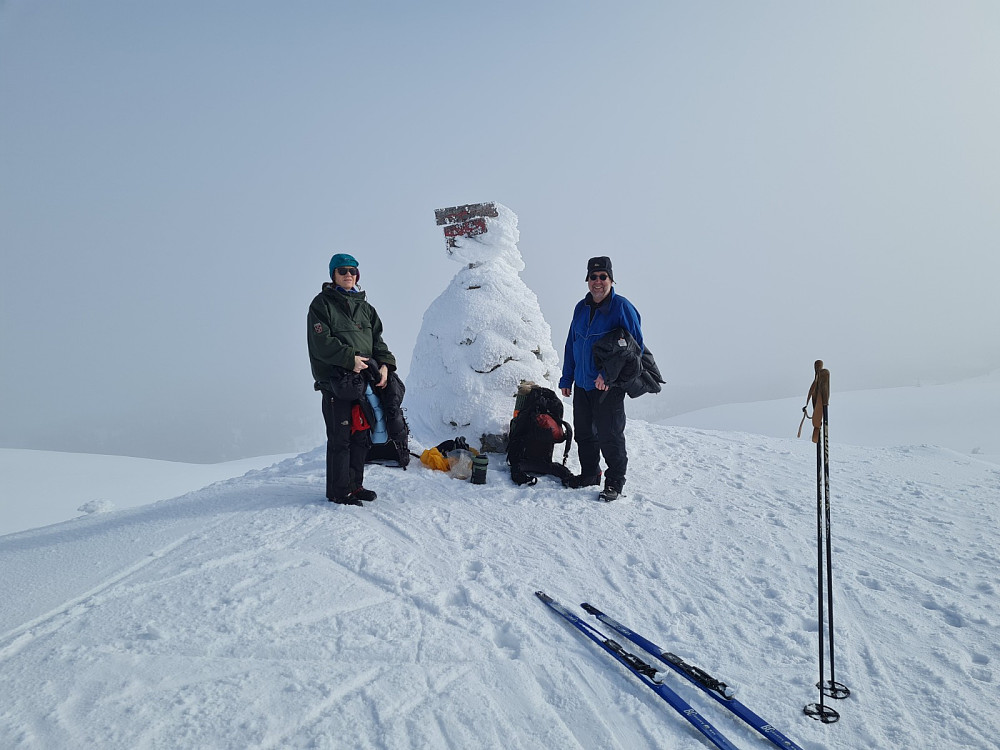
[407,202,560,452]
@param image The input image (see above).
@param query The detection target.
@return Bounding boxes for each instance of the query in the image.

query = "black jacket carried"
[592,328,665,398]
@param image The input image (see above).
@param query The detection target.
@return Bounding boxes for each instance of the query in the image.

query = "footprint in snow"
[857,571,885,591]
[138,623,167,640]
[970,653,992,683]
[922,598,966,628]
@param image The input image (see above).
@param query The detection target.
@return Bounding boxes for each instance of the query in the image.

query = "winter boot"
[563,471,602,489]
[330,494,363,506]
[598,481,621,503]
[352,487,378,502]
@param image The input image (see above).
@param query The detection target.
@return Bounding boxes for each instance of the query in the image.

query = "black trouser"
[573,386,627,490]
[321,393,371,500]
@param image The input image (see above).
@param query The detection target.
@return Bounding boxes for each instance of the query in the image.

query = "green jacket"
[307,283,396,382]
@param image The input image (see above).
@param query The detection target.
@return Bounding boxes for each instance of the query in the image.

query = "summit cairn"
[406,202,560,452]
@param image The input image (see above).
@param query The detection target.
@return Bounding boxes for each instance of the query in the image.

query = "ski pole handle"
[798,360,825,439]
[817,368,830,411]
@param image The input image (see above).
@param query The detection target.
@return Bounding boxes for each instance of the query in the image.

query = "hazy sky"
[2,1,998,462]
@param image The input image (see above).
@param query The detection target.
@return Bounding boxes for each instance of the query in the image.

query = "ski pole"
[801,363,849,723]
[819,370,849,701]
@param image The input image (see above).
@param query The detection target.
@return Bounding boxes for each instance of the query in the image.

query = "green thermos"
[471,454,489,484]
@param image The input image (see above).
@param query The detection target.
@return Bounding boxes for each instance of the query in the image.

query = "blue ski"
[581,602,803,750]
[535,591,741,750]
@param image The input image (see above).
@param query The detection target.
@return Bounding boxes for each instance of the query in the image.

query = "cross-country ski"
[581,602,804,750]
[536,591,742,750]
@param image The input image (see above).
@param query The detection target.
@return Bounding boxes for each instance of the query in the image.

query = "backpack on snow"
[362,365,411,469]
[506,382,574,486]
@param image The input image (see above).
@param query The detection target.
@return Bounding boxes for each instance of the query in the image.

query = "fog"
[2,1,998,462]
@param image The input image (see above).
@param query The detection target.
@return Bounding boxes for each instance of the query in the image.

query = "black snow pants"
[321,393,371,500]
[572,386,628,491]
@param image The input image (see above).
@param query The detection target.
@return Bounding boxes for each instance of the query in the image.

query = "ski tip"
[534,590,553,603]
[580,602,599,615]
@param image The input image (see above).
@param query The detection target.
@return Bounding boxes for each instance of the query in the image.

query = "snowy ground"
[1,384,998,749]
[0,450,296,536]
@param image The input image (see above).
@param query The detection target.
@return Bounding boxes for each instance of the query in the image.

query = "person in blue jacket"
[559,256,643,502]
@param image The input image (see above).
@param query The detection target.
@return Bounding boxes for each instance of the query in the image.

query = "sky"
[2,1,998,462]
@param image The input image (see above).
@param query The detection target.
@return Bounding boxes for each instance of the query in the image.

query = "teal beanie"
[329,253,360,279]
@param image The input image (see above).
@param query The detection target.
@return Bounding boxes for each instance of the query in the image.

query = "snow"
[2,264,998,748]
[406,204,561,450]
[1,381,998,749]
[0,450,296,537]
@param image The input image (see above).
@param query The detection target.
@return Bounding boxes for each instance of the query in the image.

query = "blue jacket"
[559,288,643,392]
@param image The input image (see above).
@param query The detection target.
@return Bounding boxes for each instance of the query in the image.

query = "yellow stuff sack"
[419,447,451,472]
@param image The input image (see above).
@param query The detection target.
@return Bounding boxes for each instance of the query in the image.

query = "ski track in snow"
[1,423,998,749]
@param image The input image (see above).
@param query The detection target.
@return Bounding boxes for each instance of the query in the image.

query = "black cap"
[586,256,614,281]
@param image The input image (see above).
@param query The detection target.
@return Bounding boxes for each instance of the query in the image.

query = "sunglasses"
[589,273,609,281]
[335,267,359,276]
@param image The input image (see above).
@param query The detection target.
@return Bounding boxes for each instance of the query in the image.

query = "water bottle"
[471,454,489,485]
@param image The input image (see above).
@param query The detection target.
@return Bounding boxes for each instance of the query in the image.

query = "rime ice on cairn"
[406,202,560,452]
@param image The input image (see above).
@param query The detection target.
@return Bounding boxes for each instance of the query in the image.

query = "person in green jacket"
[308,253,397,506]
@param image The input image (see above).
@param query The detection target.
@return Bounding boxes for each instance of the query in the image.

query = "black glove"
[363,358,382,386]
